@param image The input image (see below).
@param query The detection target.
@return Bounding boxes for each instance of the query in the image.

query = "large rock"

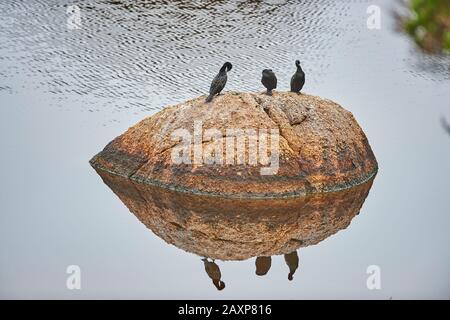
[90,91,377,198]
[97,170,374,260]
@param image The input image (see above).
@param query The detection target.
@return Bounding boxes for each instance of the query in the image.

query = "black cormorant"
[284,251,299,281]
[261,69,277,96]
[202,258,225,290]
[205,62,232,103]
[255,256,272,276]
[290,60,305,93]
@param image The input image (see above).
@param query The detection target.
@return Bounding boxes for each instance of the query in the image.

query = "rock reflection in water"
[95,170,374,289]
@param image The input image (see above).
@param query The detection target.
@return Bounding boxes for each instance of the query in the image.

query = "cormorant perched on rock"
[205,62,232,103]
[261,69,277,96]
[284,251,299,281]
[255,256,272,276]
[290,60,305,93]
[202,258,225,290]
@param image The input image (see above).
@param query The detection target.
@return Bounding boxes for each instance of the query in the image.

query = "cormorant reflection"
[284,251,299,281]
[254,251,299,281]
[202,258,225,290]
[202,251,300,291]
[255,256,272,276]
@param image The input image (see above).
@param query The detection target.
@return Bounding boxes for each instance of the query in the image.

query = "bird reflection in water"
[202,258,225,290]
[255,251,299,281]
[93,169,375,291]
[284,251,299,281]
[255,256,272,276]
[202,250,300,290]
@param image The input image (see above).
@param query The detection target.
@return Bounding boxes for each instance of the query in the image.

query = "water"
[1,0,450,299]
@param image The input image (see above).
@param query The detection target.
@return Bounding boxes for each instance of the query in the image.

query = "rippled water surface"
[1,0,450,299]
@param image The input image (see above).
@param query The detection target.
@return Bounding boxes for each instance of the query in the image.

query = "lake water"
[1,0,450,299]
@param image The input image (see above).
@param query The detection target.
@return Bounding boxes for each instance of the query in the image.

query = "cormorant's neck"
[297,65,303,72]
[219,66,228,73]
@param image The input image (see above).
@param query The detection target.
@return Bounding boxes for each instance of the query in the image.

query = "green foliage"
[404,0,450,54]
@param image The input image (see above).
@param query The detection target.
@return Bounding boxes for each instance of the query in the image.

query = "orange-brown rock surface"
[90,91,377,198]
[97,170,374,260]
